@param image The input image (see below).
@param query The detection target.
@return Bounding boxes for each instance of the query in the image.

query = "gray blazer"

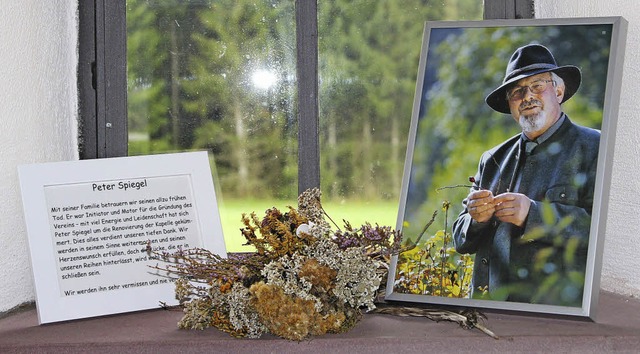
[452,115,600,305]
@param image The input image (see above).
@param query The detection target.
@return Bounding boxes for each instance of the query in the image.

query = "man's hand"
[493,193,531,227]
[466,189,495,223]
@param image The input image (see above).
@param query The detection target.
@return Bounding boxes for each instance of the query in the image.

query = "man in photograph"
[452,44,600,306]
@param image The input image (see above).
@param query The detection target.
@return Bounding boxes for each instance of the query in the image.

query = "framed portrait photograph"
[385,17,627,318]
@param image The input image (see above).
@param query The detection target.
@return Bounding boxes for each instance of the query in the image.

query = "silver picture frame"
[386,17,627,318]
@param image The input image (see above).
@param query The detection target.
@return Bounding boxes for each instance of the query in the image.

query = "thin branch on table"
[370,304,499,339]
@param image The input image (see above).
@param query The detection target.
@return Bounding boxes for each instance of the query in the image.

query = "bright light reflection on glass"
[252,69,278,90]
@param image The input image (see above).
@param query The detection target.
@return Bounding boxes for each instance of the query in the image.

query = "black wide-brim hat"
[485,44,582,114]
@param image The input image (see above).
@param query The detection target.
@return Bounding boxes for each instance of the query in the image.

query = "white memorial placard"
[18,151,226,324]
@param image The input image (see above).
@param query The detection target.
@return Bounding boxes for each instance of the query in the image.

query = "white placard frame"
[19,151,226,324]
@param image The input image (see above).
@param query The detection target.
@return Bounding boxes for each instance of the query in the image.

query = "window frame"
[77,0,533,194]
[78,0,128,159]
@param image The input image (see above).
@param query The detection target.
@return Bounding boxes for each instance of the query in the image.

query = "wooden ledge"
[1,291,639,353]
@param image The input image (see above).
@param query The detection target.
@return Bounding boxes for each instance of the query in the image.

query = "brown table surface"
[1,290,639,353]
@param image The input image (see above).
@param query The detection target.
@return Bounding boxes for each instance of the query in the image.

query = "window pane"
[317,1,483,227]
[126,0,297,252]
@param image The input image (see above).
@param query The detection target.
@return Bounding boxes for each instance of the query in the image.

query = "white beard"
[518,110,547,135]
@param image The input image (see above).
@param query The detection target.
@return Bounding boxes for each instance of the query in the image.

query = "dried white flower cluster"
[295,188,383,312]
[177,298,213,331]
[260,230,383,314]
[302,236,342,269]
[297,188,332,237]
[333,248,381,311]
[227,283,266,338]
[261,254,319,309]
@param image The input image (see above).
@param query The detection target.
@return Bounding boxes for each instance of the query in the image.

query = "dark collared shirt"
[511,113,567,192]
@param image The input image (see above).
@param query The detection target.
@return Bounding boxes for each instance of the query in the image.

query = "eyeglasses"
[506,79,555,101]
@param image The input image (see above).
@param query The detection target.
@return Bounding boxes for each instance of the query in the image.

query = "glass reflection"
[126,0,297,252]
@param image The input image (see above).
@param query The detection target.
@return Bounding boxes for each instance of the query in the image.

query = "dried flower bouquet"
[148,188,496,340]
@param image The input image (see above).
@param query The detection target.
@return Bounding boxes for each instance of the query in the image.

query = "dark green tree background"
[126,0,482,203]
[317,0,482,201]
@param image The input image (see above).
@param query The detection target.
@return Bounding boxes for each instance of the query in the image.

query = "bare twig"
[436,184,477,192]
[322,207,342,230]
[399,210,438,253]
[370,305,499,339]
